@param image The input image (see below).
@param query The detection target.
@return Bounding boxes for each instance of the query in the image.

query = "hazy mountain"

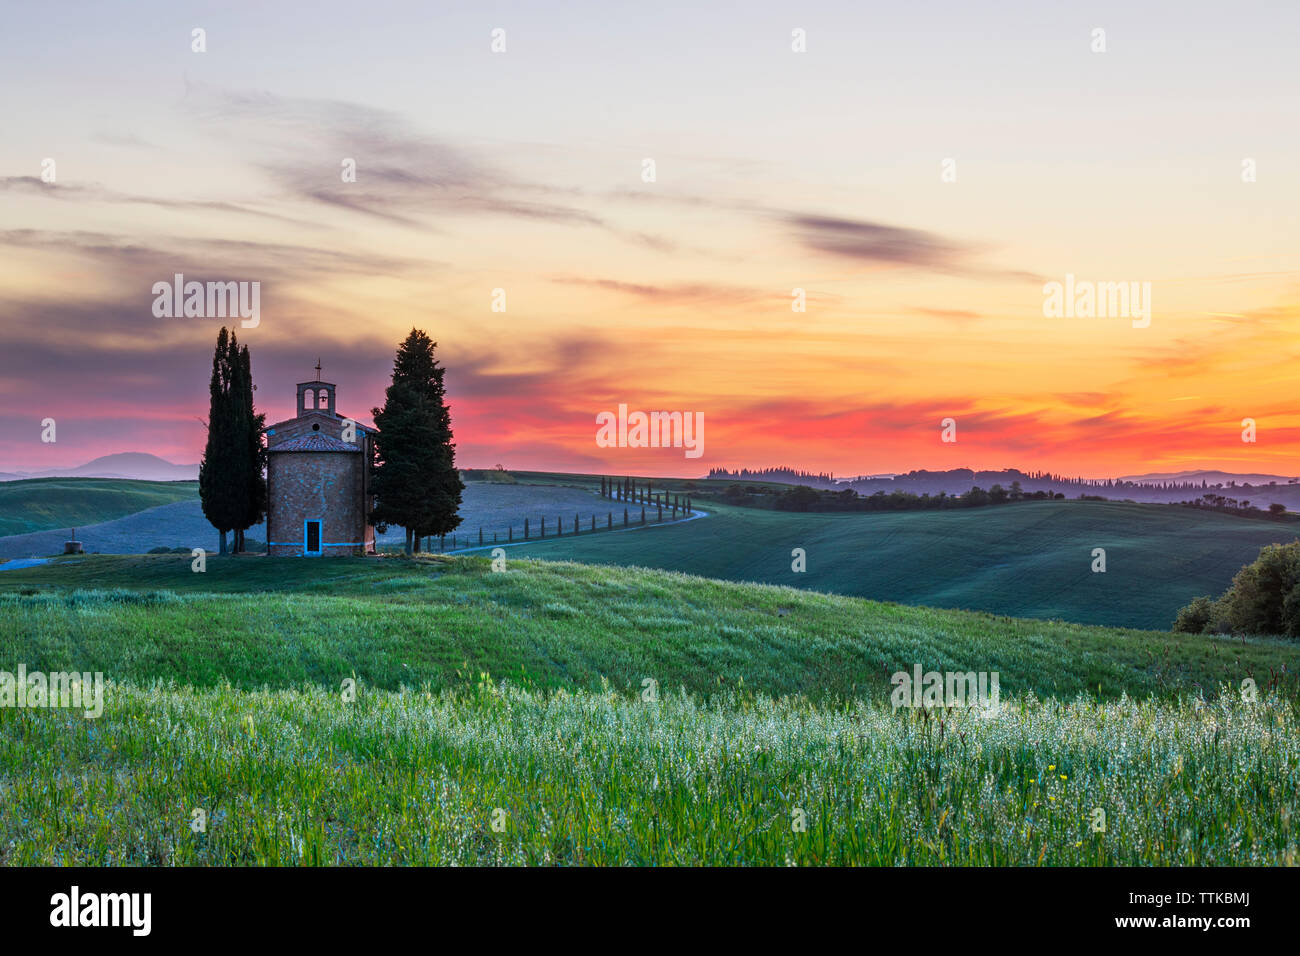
[0,453,198,482]
[1117,470,1297,486]
[707,465,1300,510]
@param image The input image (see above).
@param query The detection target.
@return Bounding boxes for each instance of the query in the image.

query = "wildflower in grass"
[1,679,1295,865]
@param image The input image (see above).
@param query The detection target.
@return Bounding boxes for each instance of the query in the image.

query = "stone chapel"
[265,374,375,556]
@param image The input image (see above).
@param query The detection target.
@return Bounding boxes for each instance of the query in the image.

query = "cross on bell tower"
[296,359,336,417]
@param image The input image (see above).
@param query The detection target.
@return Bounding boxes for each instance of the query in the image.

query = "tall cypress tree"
[199,329,266,554]
[230,340,267,552]
[371,329,464,554]
[199,328,240,554]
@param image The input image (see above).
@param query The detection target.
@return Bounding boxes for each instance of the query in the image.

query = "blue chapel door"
[304,520,322,556]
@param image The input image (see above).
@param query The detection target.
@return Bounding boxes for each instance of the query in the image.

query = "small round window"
[312,424,320,431]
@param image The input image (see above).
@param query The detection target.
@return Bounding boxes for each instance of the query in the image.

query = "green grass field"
[1,555,1298,865]
[0,477,198,536]
[4,554,1299,698]
[505,498,1300,631]
[6,681,1293,865]
[6,475,1289,632]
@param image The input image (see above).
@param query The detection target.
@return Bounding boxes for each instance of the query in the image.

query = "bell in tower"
[296,359,337,418]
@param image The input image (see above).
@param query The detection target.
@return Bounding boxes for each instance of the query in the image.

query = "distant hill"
[1117,470,1297,486]
[0,452,198,482]
[706,466,838,489]
[0,476,610,557]
[704,465,1300,509]
[0,477,199,537]
[510,498,1300,630]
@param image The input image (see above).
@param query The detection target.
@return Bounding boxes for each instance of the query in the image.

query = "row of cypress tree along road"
[198,326,463,557]
[198,327,266,554]
[371,328,464,554]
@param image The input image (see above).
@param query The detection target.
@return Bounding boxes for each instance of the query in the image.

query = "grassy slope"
[4,474,1287,632]
[2,554,1297,702]
[7,683,1294,865]
[0,477,197,536]
[506,499,1300,630]
[2,554,1298,866]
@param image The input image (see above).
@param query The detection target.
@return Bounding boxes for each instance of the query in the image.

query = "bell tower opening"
[296,379,337,418]
[295,357,337,417]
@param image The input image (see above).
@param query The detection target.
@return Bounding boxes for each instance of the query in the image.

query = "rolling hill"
[504,498,1300,630]
[0,477,199,537]
[0,479,610,559]
[3,475,1297,631]
[1,554,1296,866]
[0,452,199,482]
[3,553,1297,698]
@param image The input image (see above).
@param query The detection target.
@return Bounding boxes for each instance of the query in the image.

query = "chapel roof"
[268,432,364,453]
[266,410,374,432]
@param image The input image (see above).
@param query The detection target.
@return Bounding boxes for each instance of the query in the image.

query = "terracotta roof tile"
[270,433,363,453]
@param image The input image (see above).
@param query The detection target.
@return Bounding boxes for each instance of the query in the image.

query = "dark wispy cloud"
[0,176,314,228]
[783,213,1043,281]
[787,215,968,269]
[10,90,670,246]
[0,228,429,287]
[604,185,1032,278]
[0,226,436,432]
[912,306,984,323]
[186,87,623,235]
[551,276,773,306]
[90,131,162,150]
[1053,392,1112,408]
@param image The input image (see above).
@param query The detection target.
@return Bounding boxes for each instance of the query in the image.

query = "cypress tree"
[199,328,241,555]
[199,330,266,555]
[371,329,464,554]
[230,340,266,553]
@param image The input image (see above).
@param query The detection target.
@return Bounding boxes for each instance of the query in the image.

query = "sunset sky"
[2,1,1298,478]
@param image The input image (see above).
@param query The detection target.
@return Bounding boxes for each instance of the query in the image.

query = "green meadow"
[506,498,1300,631]
[1,555,1298,865]
[0,477,198,536]
[1,555,1299,699]
[5,681,1295,866]
[8,475,1294,631]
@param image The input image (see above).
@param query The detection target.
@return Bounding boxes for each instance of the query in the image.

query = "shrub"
[1174,540,1300,637]
[1172,595,1215,634]
[775,485,821,512]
